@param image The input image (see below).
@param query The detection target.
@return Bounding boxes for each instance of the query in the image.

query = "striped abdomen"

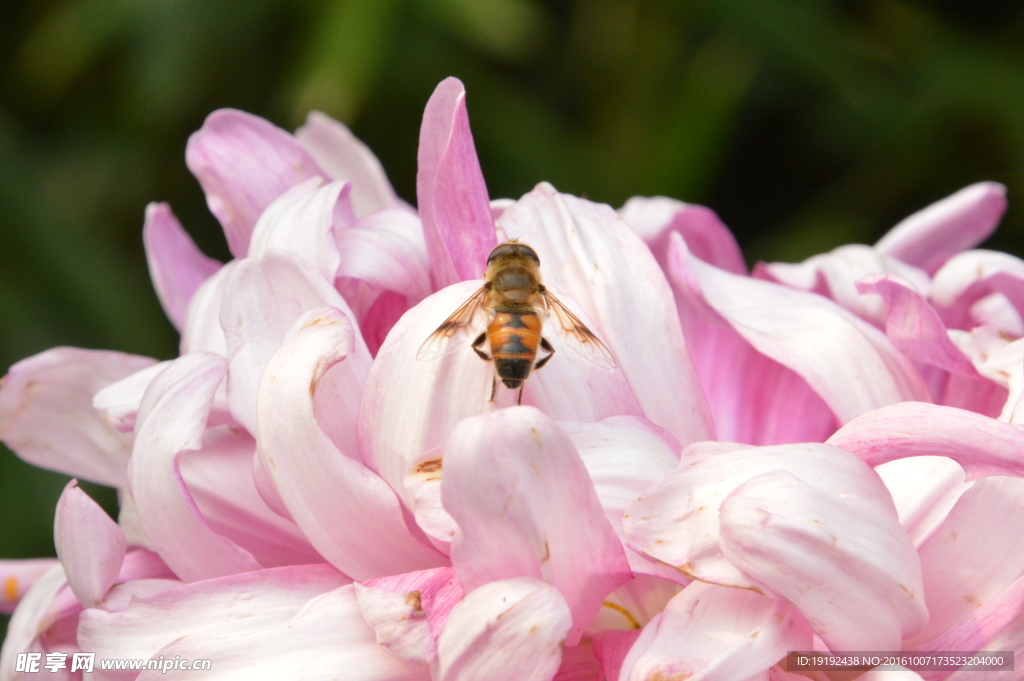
[487,311,542,388]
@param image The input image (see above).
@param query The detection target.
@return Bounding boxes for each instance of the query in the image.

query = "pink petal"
[905,477,1024,648]
[135,584,428,681]
[875,182,1007,274]
[54,480,126,608]
[719,469,926,650]
[185,109,329,258]
[497,183,714,447]
[592,629,642,681]
[416,77,497,288]
[0,564,74,679]
[0,348,157,486]
[354,567,464,664]
[670,233,932,424]
[618,581,813,681]
[219,251,370,434]
[619,196,746,274]
[78,564,349,677]
[256,307,445,579]
[0,559,57,615]
[442,407,632,645]
[180,261,233,356]
[859,274,977,375]
[129,352,262,581]
[827,401,1024,479]
[874,456,972,547]
[142,202,222,331]
[295,111,403,217]
[930,250,1024,329]
[92,361,171,433]
[436,578,571,681]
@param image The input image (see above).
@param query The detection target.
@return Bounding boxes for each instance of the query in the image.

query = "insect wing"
[541,290,617,371]
[416,285,491,361]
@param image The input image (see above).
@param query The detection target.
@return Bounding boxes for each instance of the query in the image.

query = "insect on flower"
[417,241,616,404]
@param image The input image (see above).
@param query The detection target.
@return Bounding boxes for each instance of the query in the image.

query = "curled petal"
[93,361,171,433]
[129,352,262,581]
[185,109,328,258]
[619,581,813,681]
[443,407,632,644]
[181,261,234,356]
[930,250,1024,329]
[436,578,571,681]
[417,77,497,288]
[0,565,78,681]
[0,559,57,615]
[875,182,1007,274]
[54,480,126,608]
[257,307,444,579]
[143,202,221,331]
[295,111,402,217]
[0,347,157,486]
[874,456,971,547]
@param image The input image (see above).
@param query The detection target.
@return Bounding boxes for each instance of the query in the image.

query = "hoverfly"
[417,241,616,404]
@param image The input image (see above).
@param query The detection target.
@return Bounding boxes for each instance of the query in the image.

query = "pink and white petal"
[624,442,898,589]
[942,372,1007,420]
[77,564,348,679]
[143,202,221,331]
[827,402,1024,479]
[619,196,746,274]
[498,184,715,447]
[671,234,933,424]
[129,352,262,582]
[970,292,1024,337]
[403,446,455,551]
[219,252,370,435]
[618,581,813,681]
[54,480,126,608]
[0,564,70,681]
[875,182,1007,274]
[0,559,57,614]
[903,477,1024,648]
[136,584,427,681]
[185,109,329,258]
[719,470,926,651]
[92,361,170,433]
[247,177,347,282]
[336,209,432,306]
[0,348,157,487]
[553,645,601,681]
[295,111,403,217]
[180,261,233,356]
[436,578,571,681]
[873,456,972,547]
[257,308,444,580]
[416,77,497,288]
[930,250,1024,329]
[443,408,632,645]
[593,629,643,681]
[858,274,977,375]
[354,567,463,664]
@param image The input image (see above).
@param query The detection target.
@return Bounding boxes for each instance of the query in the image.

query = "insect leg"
[489,376,497,403]
[472,332,491,361]
[517,385,524,405]
[533,337,556,371]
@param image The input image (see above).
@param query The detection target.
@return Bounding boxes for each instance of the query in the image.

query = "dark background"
[3,0,1024,639]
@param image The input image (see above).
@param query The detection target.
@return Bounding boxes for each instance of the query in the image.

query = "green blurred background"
[2,0,1024,639]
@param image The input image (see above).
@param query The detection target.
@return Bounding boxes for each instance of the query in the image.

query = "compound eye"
[520,245,540,265]
[487,243,514,263]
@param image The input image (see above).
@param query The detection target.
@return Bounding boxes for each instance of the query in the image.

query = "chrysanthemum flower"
[2,77,1023,681]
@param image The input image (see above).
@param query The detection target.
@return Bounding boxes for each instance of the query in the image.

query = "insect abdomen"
[488,312,542,389]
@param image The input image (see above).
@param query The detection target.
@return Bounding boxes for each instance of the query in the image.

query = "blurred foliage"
[2,0,1024,639]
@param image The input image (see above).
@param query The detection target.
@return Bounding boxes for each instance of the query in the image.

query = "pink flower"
[2,77,1024,681]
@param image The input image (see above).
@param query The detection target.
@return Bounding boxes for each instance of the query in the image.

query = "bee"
[417,241,616,404]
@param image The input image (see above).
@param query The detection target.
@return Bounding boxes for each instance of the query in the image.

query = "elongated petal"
[0,348,157,486]
[257,307,444,579]
[180,261,233,356]
[930,250,1024,329]
[670,234,932,423]
[619,196,746,274]
[417,77,497,288]
[619,581,812,681]
[186,109,328,258]
[498,183,714,446]
[136,584,428,681]
[827,402,1024,479]
[874,456,971,547]
[592,629,642,681]
[220,251,370,434]
[92,361,171,433]
[143,202,222,331]
[720,469,926,650]
[624,441,898,589]
[436,578,571,681]
[904,477,1024,647]
[354,567,463,664]
[78,564,348,677]
[859,274,977,375]
[0,559,57,614]
[875,182,1007,273]
[129,352,261,581]
[296,111,402,217]
[0,564,70,681]
[443,407,632,644]
[54,480,125,608]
